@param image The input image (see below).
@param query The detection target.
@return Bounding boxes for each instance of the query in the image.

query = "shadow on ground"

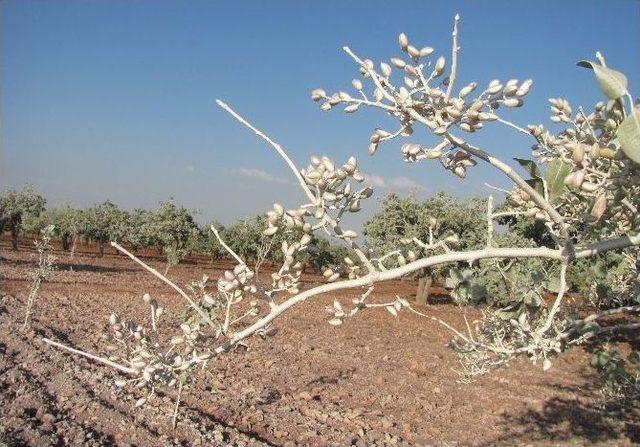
[482,375,640,445]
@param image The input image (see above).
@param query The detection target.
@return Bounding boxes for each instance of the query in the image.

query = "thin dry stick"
[445,13,461,101]
[210,225,244,265]
[110,242,216,329]
[172,379,183,430]
[42,338,136,374]
[216,99,317,204]
[22,229,55,330]
[22,278,42,330]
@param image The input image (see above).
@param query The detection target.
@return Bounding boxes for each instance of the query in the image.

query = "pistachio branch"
[440,131,569,238]
[216,100,317,204]
[212,232,640,354]
[210,225,245,265]
[110,242,216,329]
[445,13,461,101]
[42,338,136,374]
[217,101,377,275]
[339,45,570,239]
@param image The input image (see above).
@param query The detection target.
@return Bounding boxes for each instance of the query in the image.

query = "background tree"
[0,186,46,250]
[306,237,352,272]
[145,201,199,274]
[126,208,160,252]
[220,215,272,264]
[364,191,485,304]
[186,221,226,261]
[83,201,130,257]
[47,204,86,256]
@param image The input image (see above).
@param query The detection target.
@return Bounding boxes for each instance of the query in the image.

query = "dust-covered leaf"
[545,159,572,200]
[514,158,543,179]
[590,195,608,220]
[544,277,561,293]
[617,106,640,165]
[577,60,628,100]
[525,178,545,196]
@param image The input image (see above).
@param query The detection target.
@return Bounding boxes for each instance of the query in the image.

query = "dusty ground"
[1,238,638,446]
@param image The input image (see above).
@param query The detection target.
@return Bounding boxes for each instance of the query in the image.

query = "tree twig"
[110,242,216,329]
[445,14,461,101]
[42,338,136,374]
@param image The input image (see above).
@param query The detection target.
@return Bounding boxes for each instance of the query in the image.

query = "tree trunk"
[62,236,70,251]
[415,276,432,306]
[98,241,105,257]
[11,227,19,251]
[70,235,78,259]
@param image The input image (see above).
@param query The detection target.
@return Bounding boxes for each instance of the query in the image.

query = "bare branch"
[486,195,494,247]
[42,338,136,375]
[110,242,215,329]
[210,225,245,265]
[216,100,317,204]
[445,14,461,101]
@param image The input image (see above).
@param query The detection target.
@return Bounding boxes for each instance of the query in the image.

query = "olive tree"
[47,204,86,257]
[364,191,485,304]
[83,201,130,257]
[44,16,640,419]
[125,208,158,251]
[144,201,199,274]
[185,221,226,261]
[0,186,46,250]
[220,215,271,264]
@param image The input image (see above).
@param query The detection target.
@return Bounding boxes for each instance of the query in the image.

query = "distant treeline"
[0,186,352,273]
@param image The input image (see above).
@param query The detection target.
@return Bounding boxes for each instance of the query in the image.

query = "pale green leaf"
[617,106,640,165]
[545,159,572,200]
[525,178,545,196]
[514,158,543,179]
[577,60,628,100]
[543,277,561,293]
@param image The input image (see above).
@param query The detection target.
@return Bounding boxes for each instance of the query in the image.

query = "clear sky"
[2,0,639,229]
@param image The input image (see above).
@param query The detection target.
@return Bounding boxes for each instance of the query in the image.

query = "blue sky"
[2,0,639,229]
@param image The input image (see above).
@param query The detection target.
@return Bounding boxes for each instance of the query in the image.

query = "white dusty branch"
[445,13,460,101]
[213,232,640,354]
[340,45,569,238]
[216,100,317,204]
[537,262,568,336]
[110,242,215,329]
[46,233,640,374]
[441,130,569,238]
[42,338,136,374]
[210,225,245,265]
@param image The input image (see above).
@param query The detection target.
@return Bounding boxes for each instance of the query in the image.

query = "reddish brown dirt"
[1,238,638,446]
